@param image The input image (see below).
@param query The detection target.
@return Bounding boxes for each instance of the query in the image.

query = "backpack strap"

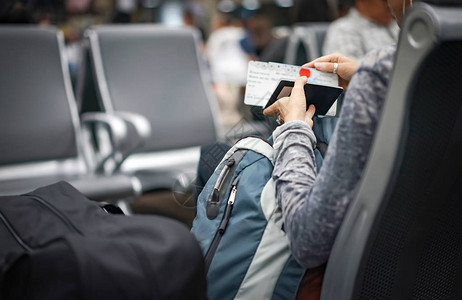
[221,137,274,166]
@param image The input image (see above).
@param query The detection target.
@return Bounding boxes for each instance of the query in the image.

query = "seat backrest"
[321,3,462,299]
[0,26,88,179]
[284,22,330,65]
[83,25,219,153]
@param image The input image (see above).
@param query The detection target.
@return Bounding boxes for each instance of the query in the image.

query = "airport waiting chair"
[284,22,330,66]
[78,25,220,192]
[0,26,141,203]
[321,2,462,299]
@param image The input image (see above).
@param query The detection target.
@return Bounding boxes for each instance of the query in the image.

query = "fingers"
[312,62,336,73]
[263,76,308,120]
[263,101,280,116]
[302,53,342,68]
[263,96,291,116]
[303,54,336,67]
[311,60,359,86]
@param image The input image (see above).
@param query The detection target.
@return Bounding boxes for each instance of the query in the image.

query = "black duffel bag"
[0,181,206,299]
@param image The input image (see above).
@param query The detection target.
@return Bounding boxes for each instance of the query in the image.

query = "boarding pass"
[244,61,339,107]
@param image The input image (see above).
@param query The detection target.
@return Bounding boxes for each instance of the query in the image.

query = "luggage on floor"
[0,181,206,300]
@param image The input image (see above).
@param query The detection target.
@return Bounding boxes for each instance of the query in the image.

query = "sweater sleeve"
[272,47,394,268]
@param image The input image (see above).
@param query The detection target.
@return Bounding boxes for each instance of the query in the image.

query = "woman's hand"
[303,53,360,90]
[263,76,316,128]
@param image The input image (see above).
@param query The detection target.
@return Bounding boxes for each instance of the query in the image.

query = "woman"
[263,0,413,268]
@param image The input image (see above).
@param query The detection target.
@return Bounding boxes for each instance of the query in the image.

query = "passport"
[244,61,341,115]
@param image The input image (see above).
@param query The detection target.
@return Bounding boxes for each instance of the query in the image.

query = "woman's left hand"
[263,76,316,128]
[302,53,359,90]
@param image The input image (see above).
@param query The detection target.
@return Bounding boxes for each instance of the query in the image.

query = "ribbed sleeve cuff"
[272,120,317,149]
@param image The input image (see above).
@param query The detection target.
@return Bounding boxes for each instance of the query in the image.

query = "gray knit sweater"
[272,46,396,268]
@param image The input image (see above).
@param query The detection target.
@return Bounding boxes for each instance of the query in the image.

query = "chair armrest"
[113,111,151,142]
[81,112,128,149]
[69,174,142,202]
[81,112,128,174]
[110,111,152,172]
[81,112,152,174]
[112,111,151,152]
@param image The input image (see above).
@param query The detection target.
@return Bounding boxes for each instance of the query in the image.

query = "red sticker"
[299,68,311,78]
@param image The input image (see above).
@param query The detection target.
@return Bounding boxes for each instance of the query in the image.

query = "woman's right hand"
[303,53,359,90]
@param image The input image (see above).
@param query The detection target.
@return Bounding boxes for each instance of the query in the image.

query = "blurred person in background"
[205,10,250,128]
[336,0,355,17]
[239,10,275,61]
[0,0,54,24]
[183,1,207,44]
[205,10,249,86]
[323,0,399,60]
[111,0,137,23]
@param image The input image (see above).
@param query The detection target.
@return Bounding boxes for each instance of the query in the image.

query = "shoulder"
[327,16,356,33]
[343,45,397,112]
[325,12,368,45]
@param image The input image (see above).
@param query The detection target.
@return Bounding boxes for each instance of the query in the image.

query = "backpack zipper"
[207,150,247,220]
[208,158,235,204]
[204,175,241,273]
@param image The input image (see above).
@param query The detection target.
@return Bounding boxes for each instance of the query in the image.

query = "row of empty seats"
[77,25,220,193]
[0,24,220,204]
[0,26,140,204]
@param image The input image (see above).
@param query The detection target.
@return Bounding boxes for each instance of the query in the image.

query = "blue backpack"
[191,136,305,300]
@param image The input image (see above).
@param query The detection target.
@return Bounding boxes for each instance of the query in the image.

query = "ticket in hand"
[244,61,340,107]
